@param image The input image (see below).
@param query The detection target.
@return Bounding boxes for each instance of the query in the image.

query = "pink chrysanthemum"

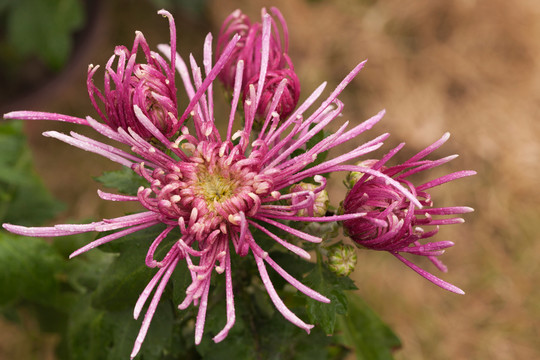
[216,7,289,90]
[87,12,179,139]
[3,9,438,359]
[244,62,300,121]
[216,8,299,120]
[342,134,476,294]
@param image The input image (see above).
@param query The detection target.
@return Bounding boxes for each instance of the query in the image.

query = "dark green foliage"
[0,233,64,306]
[91,226,184,312]
[67,296,174,360]
[91,240,160,311]
[196,294,258,360]
[336,293,402,360]
[0,121,64,225]
[304,257,358,334]
[194,259,334,360]
[3,0,84,70]
[95,166,148,196]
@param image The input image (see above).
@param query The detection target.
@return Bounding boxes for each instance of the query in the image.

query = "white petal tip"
[321,296,331,304]
[304,324,315,334]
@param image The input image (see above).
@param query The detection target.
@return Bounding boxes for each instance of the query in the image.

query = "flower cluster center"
[136,141,274,238]
[195,169,239,206]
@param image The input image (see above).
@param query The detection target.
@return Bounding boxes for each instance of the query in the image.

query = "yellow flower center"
[196,171,239,205]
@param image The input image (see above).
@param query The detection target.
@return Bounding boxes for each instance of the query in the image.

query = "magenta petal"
[3,111,89,125]
[393,253,464,294]
[254,254,315,333]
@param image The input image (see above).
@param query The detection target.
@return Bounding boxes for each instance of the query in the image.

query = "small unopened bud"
[345,159,379,189]
[289,182,328,217]
[327,244,357,277]
[215,10,252,90]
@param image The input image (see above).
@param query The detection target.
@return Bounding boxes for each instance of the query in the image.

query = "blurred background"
[1,0,538,358]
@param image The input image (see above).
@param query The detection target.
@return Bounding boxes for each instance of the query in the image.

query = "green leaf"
[95,166,148,196]
[335,293,401,360]
[6,0,84,69]
[55,232,116,294]
[105,302,174,360]
[65,297,111,360]
[0,120,64,225]
[196,291,257,360]
[138,301,175,359]
[170,260,193,306]
[91,225,188,312]
[0,233,64,306]
[3,179,65,225]
[67,291,175,360]
[304,259,357,334]
[257,309,334,360]
[91,229,162,311]
[264,250,316,296]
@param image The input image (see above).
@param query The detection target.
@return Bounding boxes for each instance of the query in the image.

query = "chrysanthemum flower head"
[87,11,179,139]
[216,7,289,90]
[342,134,476,294]
[217,8,299,120]
[245,62,300,121]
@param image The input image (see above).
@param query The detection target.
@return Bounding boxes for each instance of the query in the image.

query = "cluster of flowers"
[2,8,474,359]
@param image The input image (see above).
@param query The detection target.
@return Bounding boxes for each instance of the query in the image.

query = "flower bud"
[327,244,357,277]
[215,9,252,90]
[244,62,300,121]
[289,182,329,217]
[344,159,378,189]
[88,12,179,139]
[216,8,292,92]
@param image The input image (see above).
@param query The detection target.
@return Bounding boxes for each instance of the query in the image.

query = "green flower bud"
[345,159,379,189]
[289,182,329,217]
[327,244,357,277]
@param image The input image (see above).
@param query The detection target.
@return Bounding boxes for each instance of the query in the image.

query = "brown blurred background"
[1,0,539,359]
